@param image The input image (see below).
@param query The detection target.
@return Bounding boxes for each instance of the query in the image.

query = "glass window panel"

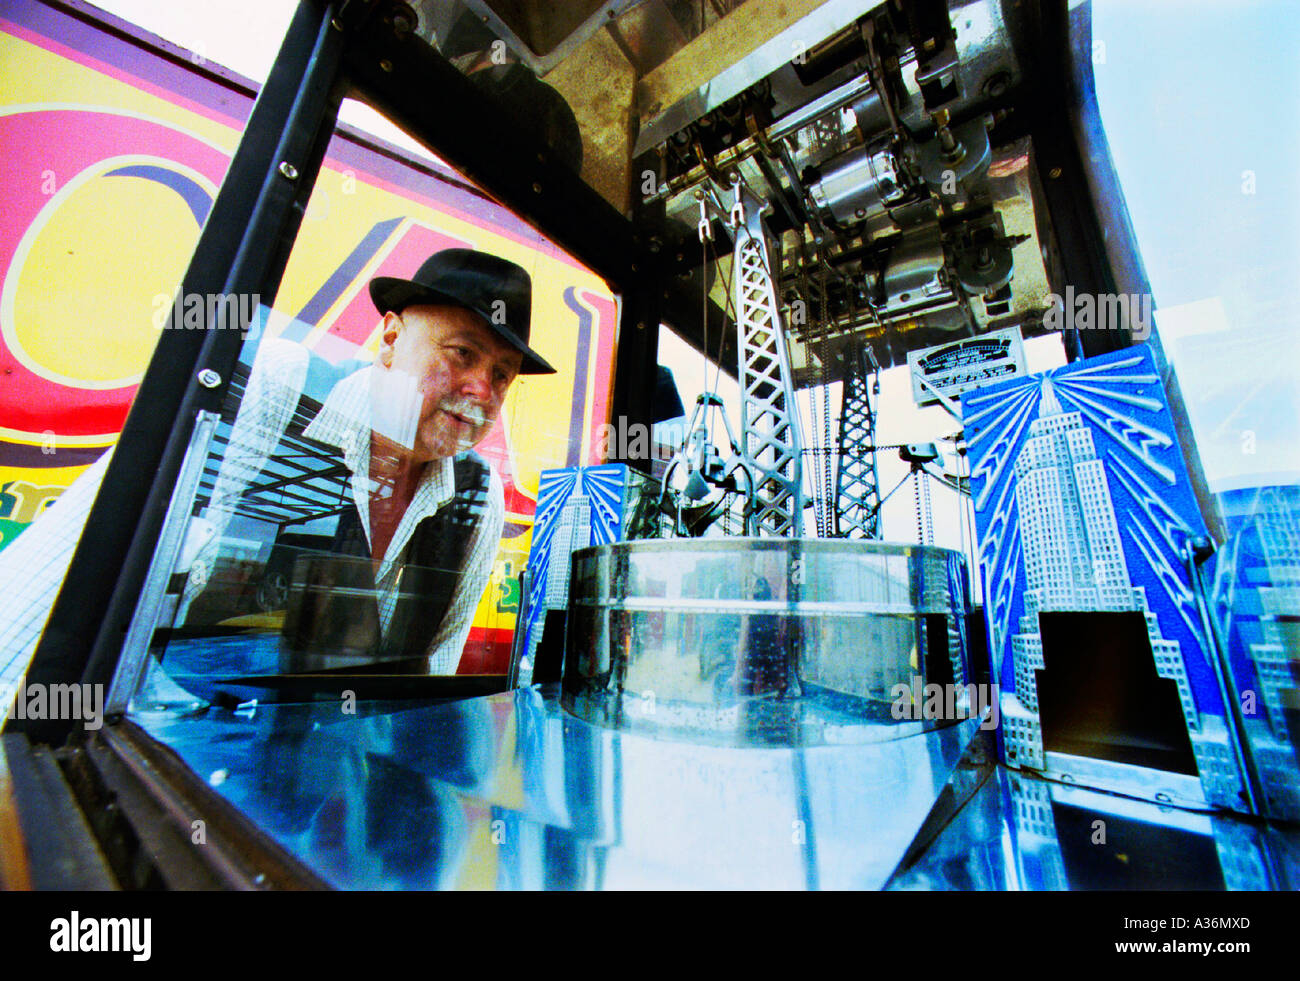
[126,95,620,711]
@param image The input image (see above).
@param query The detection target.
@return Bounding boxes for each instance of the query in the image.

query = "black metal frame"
[4,0,1275,896]
[993,0,1122,363]
[995,0,1224,547]
[61,722,328,888]
[1060,0,1225,543]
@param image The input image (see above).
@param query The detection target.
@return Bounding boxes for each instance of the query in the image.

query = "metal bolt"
[278,161,299,181]
[197,368,222,388]
[391,11,415,37]
[1049,166,1062,179]
[379,58,393,72]
[532,182,542,194]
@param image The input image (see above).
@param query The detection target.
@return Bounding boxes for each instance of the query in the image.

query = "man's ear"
[378,311,402,367]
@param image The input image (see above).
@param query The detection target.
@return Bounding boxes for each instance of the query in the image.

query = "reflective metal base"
[888,764,1300,891]
[129,680,1300,888]
[129,687,1300,890]
[131,686,987,889]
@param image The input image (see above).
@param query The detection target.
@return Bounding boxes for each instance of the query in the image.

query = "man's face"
[378,303,523,462]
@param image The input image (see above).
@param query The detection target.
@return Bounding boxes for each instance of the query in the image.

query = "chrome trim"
[106,410,220,715]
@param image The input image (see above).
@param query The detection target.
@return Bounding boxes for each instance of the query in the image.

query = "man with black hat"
[0,249,555,706]
[289,249,556,672]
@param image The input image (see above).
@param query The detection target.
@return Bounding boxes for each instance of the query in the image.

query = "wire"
[818,255,833,539]
[921,470,932,546]
[701,226,709,399]
[704,232,736,400]
[914,471,924,545]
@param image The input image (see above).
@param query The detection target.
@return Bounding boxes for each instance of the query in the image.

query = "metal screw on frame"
[278,161,299,180]
[196,369,222,389]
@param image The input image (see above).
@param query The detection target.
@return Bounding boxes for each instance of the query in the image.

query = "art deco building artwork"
[963,346,1246,811]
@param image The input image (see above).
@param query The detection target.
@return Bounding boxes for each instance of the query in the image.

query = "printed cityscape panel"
[519,465,635,676]
[962,344,1250,812]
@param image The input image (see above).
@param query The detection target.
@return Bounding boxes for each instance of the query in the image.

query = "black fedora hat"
[369,249,556,375]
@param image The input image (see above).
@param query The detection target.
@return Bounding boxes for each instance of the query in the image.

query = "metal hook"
[696,191,713,243]
[728,176,745,228]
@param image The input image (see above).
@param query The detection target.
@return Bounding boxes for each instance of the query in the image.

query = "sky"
[1092,0,1300,492]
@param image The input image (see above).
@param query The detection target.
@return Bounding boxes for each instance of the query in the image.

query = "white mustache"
[439,398,488,427]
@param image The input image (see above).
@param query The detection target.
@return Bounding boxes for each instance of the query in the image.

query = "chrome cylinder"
[808,144,907,224]
[880,233,947,306]
[562,538,972,745]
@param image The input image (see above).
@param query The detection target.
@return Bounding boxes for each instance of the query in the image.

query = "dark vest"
[207,355,493,669]
[338,452,490,658]
[279,451,491,664]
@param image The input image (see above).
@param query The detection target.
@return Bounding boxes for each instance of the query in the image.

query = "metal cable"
[704,233,735,398]
[701,224,709,399]
[920,470,933,545]
[914,470,923,544]
[818,256,833,539]
[803,265,825,538]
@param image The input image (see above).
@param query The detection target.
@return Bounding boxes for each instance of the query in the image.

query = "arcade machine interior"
[5,0,1299,890]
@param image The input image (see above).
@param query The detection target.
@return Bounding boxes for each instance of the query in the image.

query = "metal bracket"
[106,411,221,715]
[659,393,757,537]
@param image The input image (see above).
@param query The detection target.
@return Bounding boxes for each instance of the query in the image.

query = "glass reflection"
[140,246,566,701]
